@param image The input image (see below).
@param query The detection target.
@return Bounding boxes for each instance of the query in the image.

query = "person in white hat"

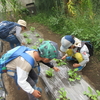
[60,35,90,71]
[0,19,27,48]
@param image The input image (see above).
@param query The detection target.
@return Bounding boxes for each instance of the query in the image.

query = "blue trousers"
[2,34,21,49]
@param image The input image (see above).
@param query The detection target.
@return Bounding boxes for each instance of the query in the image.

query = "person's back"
[1,41,62,100]
[0,19,27,48]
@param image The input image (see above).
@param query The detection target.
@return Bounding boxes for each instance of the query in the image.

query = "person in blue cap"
[60,35,90,71]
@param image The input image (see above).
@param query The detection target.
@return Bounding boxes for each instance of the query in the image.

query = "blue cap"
[60,35,75,52]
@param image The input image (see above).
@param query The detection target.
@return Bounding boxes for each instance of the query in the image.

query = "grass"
[25,13,100,59]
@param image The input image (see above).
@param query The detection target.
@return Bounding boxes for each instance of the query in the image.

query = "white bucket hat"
[17,19,27,28]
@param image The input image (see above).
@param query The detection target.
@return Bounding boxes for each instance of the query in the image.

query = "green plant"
[30,27,35,32]
[56,88,70,100]
[67,68,81,81]
[83,86,100,100]
[2,0,23,20]
[53,58,66,66]
[38,38,44,43]
[35,0,62,13]
[35,42,40,46]
[23,33,29,38]
[0,97,4,99]
[31,45,37,49]
[45,68,54,78]
[67,0,76,16]
[35,33,40,37]
[1,0,6,13]
[26,38,32,44]
[25,4,100,59]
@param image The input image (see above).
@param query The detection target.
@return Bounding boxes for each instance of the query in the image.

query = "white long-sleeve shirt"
[73,37,90,66]
[6,50,55,94]
[6,51,38,94]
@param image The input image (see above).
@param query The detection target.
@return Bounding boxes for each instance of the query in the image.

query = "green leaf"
[69,78,75,81]
[73,73,77,76]
[63,91,67,97]
[56,99,60,100]
[45,68,54,77]
[59,95,63,98]
[74,68,78,71]
[96,90,100,96]
[88,87,93,94]
[88,94,92,97]
[30,27,35,32]
[76,77,81,80]
[35,33,40,37]
[58,91,62,94]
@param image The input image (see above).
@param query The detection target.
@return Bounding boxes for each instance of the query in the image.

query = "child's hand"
[73,63,80,68]
[21,42,26,45]
[61,56,67,60]
[53,67,60,72]
[32,90,41,98]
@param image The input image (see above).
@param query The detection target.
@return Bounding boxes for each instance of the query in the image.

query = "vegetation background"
[0,0,100,59]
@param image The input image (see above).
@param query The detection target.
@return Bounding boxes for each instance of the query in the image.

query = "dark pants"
[27,69,38,100]
[2,34,21,48]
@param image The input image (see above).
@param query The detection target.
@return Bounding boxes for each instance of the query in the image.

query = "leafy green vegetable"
[56,88,70,100]
[45,68,54,77]
[68,68,81,81]
[83,86,100,100]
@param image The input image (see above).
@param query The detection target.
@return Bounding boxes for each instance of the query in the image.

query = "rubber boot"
[75,66,84,71]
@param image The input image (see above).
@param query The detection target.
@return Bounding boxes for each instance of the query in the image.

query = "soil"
[0,22,100,100]
[45,75,53,78]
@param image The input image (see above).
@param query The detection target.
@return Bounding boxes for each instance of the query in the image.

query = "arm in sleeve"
[15,26,22,43]
[79,45,90,66]
[40,61,54,68]
[16,66,34,94]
